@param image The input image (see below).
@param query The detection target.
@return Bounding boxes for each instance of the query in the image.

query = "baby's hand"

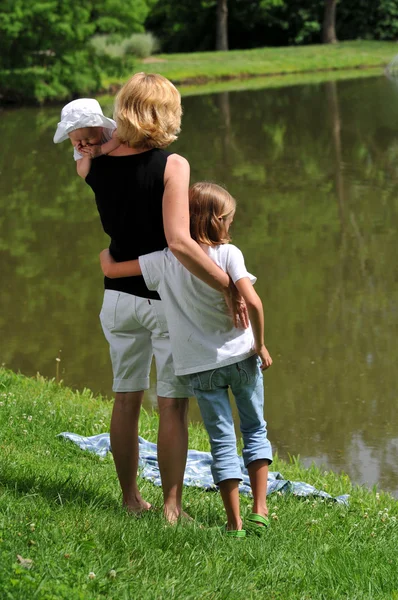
[77,143,89,155]
[256,345,273,371]
[81,145,102,158]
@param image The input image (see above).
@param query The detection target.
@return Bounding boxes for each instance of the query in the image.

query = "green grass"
[0,368,397,599]
[98,67,384,106]
[103,41,397,92]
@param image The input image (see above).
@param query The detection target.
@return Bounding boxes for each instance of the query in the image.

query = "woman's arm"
[234,277,272,370]
[99,249,141,278]
[163,154,248,327]
[162,154,230,292]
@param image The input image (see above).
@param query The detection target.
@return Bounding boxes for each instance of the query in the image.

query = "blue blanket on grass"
[58,432,349,505]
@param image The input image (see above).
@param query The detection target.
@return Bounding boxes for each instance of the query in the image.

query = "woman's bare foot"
[123,493,152,514]
[163,506,193,525]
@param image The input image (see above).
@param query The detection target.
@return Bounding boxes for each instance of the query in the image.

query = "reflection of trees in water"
[346,434,398,493]
[216,92,232,175]
[178,78,398,492]
[0,108,112,393]
[1,79,398,492]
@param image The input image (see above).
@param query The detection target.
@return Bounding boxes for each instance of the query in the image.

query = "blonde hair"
[114,72,182,149]
[189,182,236,246]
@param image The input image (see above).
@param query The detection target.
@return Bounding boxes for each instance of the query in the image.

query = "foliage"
[90,35,130,59]
[0,53,101,104]
[89,35,136,78]
[145,0,398,52]
[124,32,160,58]
[145,0,217,53]
[90,32,159,63]
[0,0,151,103]
[338,0,398,41]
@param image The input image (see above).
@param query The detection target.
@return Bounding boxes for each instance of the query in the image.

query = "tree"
[322,0,338,43]
[0,0,150,102]
[216,0,228,50]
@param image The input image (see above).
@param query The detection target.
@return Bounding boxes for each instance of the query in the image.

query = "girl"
[100,182,273,536]
[69,73,246,524]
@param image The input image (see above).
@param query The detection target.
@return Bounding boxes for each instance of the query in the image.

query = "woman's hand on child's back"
[225,278,249,329]
[256,345,273,371]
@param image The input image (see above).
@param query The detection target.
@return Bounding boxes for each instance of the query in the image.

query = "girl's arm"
[234,277,272,370]
[99,249,141,278]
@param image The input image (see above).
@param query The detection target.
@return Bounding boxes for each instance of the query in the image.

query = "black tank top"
[86,148,171,300]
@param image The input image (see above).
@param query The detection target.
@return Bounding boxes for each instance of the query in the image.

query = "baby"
[53,98,119,178]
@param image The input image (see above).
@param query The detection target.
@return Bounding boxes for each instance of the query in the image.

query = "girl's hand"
[99,249,114,276]
[224,278,249,329]
[256,345,273,371]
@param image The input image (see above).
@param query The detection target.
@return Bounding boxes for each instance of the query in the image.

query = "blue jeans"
[189,355,273,485]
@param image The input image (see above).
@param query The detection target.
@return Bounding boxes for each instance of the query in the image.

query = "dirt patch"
[141,57,167,64]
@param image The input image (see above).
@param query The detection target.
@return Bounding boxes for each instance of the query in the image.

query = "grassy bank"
[0,368,397,599]
[98,67,384,108]
[103,41,397,92]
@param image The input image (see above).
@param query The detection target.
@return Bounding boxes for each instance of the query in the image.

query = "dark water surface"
[1,75,397,496]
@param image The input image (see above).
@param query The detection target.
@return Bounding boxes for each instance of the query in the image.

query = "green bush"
[124,32,160,58]
[0,0,149,103]
[90,34,128,59]
[90,32,159,61]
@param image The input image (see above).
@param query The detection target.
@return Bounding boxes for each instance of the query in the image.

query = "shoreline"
[104,62,385,95]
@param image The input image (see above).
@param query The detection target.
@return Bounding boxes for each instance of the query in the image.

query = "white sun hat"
[53,98,116,143]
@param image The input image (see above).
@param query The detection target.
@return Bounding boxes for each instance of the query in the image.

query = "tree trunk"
[325,81,345,230]
[322,0,338,44]
[216,0,228,51]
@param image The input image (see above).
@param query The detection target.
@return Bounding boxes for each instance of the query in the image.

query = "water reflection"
[0,75,397,496]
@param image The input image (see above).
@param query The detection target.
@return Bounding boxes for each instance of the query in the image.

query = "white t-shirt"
[139,244,257,376]
[73,124,116,161]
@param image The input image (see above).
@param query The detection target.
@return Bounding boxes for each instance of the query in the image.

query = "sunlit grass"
[0,367,397,599]
[102,40,397,92]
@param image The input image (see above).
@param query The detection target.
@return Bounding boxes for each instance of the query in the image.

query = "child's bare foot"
[246,510,270,536]
[251,504,268,525]
[226,517,243,531]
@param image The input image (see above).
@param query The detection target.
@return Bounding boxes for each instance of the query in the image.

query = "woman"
[81,73,245,523]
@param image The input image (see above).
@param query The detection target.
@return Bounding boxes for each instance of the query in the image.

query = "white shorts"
[100,290,191,398]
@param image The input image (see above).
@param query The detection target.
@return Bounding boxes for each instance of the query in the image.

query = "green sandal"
[219,525,246,538]
[246,513,270,536]
[225,528,246,538]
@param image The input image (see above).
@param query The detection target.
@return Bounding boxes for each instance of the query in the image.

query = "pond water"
[1,74,397,496]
